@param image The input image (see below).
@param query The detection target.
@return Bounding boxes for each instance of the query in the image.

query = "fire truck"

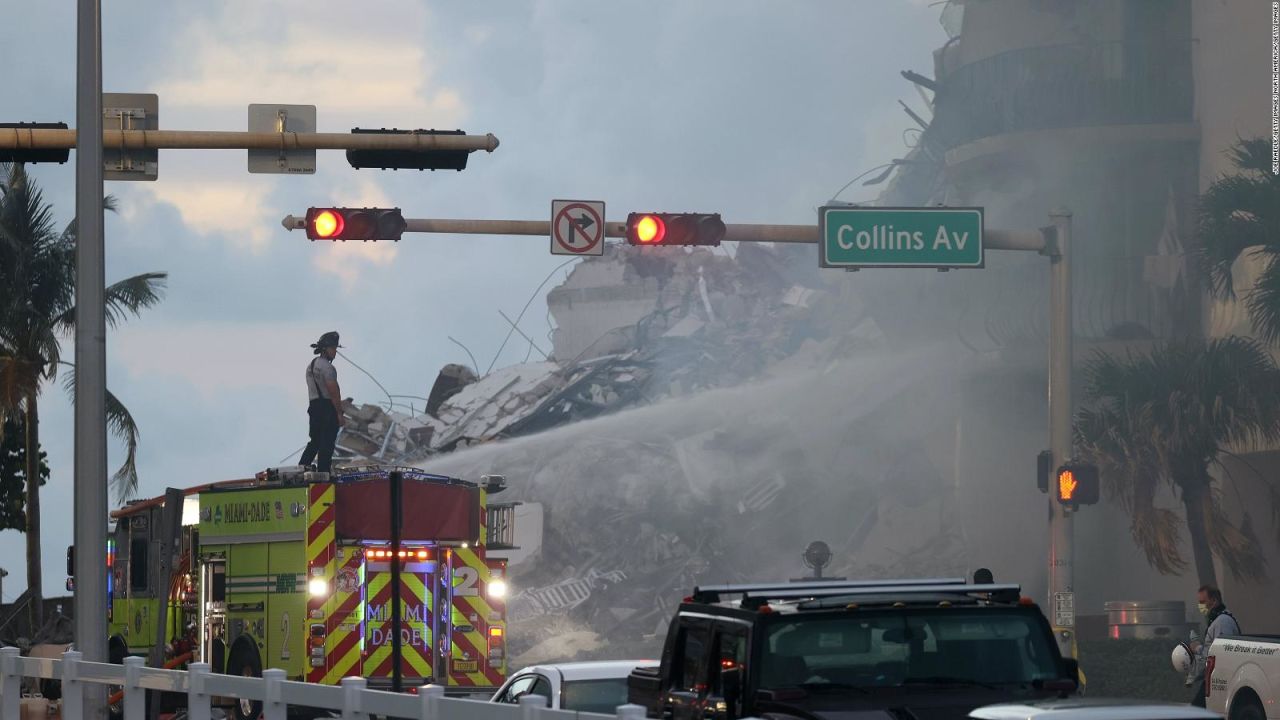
[96,465,514,713]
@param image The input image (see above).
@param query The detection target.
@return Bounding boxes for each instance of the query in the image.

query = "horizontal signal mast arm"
[0,127,500,152]
[283,214,1047,251]
[282,215,822,244]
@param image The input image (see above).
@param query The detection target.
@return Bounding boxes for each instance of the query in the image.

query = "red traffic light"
[632,215,666,244]
[626,213,725,246]
[305,207,406,241]
[309,209,344,239]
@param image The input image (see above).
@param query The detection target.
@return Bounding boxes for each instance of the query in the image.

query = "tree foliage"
[1076,337,1280,584]
[0,417,48,531]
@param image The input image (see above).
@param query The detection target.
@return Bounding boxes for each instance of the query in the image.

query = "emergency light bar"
[692,578,967,604]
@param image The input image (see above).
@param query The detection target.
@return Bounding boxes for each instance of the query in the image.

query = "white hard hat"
[1171,641,1194,674]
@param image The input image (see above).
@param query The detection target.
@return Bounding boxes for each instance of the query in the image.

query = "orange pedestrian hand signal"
[1054,462,1100,507]
[1057,470,1078,502]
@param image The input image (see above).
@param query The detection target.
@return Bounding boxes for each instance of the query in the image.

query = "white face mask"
[1198,602,1209,616]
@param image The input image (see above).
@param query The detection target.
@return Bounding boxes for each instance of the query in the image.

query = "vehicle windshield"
[759,610,1060,690]
[559,678,630,714]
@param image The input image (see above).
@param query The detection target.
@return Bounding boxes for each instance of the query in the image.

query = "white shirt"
[306,356,337,401]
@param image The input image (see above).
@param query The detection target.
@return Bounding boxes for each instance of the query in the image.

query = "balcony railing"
[931,40,1194,151]
[950,254,1191,352]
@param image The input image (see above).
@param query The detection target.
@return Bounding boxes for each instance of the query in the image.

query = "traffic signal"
[1037,450,1052,493]
[1055,461,1100,507]
[0,122,70,164]
[346,128,471,171]
[305,207,407,241]
[626,213,726,246]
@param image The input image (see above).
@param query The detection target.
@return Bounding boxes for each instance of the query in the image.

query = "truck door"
[362,551,437,682]
[708,621,750,720]
[663,617,713,720]
[201,560,227,671]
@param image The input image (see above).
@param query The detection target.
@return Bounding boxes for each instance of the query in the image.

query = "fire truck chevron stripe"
[306,484,336,565]
[321,645,362,685]
[315,549,364,683]
[305,483,337,683]
[448,637,488,687]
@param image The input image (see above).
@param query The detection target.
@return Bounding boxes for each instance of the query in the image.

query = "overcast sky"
[0,0,947,598]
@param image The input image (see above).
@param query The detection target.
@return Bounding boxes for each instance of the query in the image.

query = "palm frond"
[1076,337,1280,579]
[1244,256,1280,345]
[1192,136,1280,302]
[58,362,142,503]
[106,387,140,503]
[1205,491,1267,581]
[53,271,168,333]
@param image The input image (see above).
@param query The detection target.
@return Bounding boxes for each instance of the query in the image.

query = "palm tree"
[1075,337,1280,587]
[0,163,166,628]
[1193,137,1280,342]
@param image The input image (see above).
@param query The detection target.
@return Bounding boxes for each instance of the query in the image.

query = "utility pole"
[74,5,109,720]
[1047,209,1075,657]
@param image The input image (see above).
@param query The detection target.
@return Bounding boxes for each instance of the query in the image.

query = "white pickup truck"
[1206,635,1280,720]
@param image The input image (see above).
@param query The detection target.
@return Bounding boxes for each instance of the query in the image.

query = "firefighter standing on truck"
[301,331,345,473]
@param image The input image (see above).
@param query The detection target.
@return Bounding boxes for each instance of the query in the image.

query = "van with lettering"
[1205,636,1280,720]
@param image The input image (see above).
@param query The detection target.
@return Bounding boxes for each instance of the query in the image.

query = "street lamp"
[802,541,832,579]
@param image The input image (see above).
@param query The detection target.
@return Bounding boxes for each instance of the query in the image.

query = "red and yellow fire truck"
[101,465,514,711]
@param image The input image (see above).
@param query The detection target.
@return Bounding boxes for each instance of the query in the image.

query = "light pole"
[75,2,108,719]
[0,567,8,605]
[1047,209,1075,656]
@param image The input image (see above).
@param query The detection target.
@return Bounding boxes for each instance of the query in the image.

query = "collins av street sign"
[819,206,984,269]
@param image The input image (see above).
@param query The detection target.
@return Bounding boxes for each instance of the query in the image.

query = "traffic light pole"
[74,2,109,720]
[0,127,500,153]
[1047,209,1075,659]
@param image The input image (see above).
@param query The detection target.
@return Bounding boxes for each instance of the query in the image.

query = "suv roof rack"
[793,583,1024,608]
[691,578,967,604]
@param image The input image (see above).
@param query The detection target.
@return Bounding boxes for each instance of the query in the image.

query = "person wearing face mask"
[1187,584,1240,707]
[300,331,347,474]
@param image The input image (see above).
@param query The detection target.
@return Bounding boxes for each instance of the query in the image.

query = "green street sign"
[819,206,984,269]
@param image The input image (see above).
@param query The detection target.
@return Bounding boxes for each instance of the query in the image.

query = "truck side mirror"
[66,545,75,577]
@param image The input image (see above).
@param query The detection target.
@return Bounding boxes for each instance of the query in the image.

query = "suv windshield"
[759,609,1059,690]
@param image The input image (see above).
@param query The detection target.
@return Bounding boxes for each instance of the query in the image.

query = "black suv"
[627,577,1079,720]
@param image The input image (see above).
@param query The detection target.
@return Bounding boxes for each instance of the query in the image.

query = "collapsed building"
[329,241,978,665]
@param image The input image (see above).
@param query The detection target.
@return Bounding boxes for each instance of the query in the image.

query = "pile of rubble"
[335,241,883,467]
[334,240,967,663]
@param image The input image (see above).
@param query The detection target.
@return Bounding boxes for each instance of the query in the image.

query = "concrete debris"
[426,363,477,418]
[332,241,924,661]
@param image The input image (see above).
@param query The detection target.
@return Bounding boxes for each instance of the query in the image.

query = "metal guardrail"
[0,647,678,720]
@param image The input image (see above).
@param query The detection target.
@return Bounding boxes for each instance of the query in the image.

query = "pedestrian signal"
[1055,462,1100,507]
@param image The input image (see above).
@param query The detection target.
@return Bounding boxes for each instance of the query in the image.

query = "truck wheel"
[226,641,263,720]
[1231,696,1266,720]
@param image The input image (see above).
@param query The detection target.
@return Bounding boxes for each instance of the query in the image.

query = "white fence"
[0,648,647,720]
